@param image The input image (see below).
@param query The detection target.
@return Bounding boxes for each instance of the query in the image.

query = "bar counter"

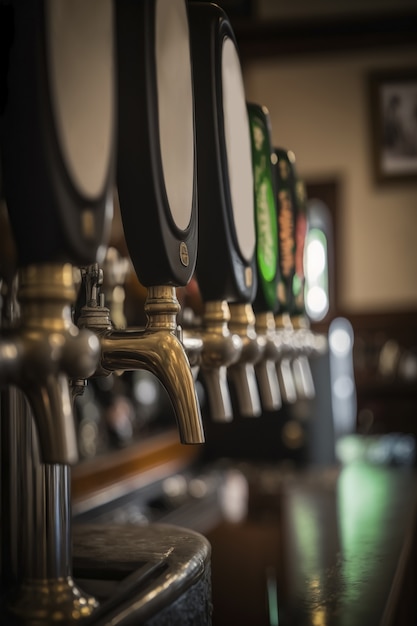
[73,433,417,626]
[207,461,417,626]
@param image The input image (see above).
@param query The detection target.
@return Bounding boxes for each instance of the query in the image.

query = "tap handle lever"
[80,264,104,308]
[248,103,280,315]
[115,0,197,288]
[1,1,115,268]
[189,4,257,304]
[246,103,283,410]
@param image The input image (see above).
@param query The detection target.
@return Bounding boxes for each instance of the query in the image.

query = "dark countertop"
[206,462,417,626]
[72,523,211,625]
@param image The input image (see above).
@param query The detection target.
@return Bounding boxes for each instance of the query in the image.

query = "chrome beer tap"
[189,3,263,419]
[0,0,115,621]
[114,0,204,443]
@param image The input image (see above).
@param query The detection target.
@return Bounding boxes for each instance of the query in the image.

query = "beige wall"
[243,46,417,313]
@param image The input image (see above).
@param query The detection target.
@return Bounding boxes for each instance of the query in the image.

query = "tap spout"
[228,303,262,417]
[79,283,204,444]
[100,327,204,444]
[254,311,282,411]
[196,300,242,422]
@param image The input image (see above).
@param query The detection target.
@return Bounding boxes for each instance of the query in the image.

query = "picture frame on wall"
[369,68,417,183]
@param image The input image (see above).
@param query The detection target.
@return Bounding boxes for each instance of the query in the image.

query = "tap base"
[5,577,98,624]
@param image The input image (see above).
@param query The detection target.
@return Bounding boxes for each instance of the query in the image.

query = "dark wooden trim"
[72,429,200,504]
[231,11,417,60]
[341,309,417,331]
[313,308,417,337]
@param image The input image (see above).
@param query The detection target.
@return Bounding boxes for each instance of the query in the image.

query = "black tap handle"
[115,0,197,288]
[273,148,298,313]
[247,103,280,314]
[189,3,257,304]
[0,0,115,268]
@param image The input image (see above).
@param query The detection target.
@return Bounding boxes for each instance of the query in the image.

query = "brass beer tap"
[189,4,262,419]
[77,264,204,444]
[0,0,115,621]
[0,264,99,465]
[196,299,243,421]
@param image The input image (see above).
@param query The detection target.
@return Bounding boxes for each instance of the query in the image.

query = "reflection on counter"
[74,457,417,626]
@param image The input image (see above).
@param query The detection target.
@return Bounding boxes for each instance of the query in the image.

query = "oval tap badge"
[179,241,189,267]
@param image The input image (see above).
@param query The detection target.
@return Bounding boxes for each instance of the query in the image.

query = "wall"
[243,46,417,313]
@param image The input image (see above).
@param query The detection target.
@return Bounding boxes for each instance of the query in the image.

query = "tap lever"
[116,0,197,288]
[81,263,104,308]
[0,1,115,268]
[247,103,283,411]
[77,264,112,335]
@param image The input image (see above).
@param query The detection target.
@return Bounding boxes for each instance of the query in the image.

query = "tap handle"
[247,103,280,315]
[292,171,309,317]
[273,148,298,313]
[0,0,115,267]
[189,4,257,304]
[115,0,197,287]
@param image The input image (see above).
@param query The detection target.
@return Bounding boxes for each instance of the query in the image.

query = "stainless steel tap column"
[189,3,262,419]
[0,0,115,621]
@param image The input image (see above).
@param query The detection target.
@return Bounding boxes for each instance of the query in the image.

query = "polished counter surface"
[207,462,417,626]
[73,442,417,626]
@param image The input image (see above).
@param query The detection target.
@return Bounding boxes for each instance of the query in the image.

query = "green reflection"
[338,463,390,602]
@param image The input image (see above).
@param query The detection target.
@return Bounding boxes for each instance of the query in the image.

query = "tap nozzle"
[274,312,298,404]
[291,314,316,400]
[228,303,262,417]
[0,263,100,464]
[78,270,204,444]
[254,311,282,411]
[196,300,242,422]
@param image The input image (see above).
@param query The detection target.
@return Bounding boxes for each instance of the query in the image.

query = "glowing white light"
[306,285,328,318]
[329,328,352,357]
[134,377,158,405]
[333,375,355,399]
[306,239,326,281]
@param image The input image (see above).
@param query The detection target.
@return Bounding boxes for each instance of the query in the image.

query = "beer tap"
[0,0,115,621]
[77,265,203,444]
[272,148,300,404]
[247,103,283,412]
[85,0,204,445]
[273,148,316,402]
[290,168,317,400]
[189,3,262,419]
